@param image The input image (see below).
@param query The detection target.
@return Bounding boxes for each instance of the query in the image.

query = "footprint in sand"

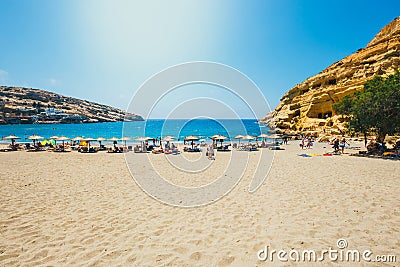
[153,229,164,236]
[218,255,235,266]
[189,251,202,261]
[173,246,188,254]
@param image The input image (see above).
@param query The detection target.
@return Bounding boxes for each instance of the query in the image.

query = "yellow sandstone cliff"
[263,16,400,135]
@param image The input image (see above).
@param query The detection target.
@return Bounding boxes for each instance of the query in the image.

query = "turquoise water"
[0,119,268,143]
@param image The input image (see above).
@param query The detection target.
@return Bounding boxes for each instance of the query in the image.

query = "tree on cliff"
[333,70,400,142]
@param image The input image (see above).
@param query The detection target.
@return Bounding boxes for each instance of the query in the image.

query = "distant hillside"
[0,86,143,124]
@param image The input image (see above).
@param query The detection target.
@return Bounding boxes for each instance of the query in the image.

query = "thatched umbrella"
[214,135,227,147]
[243,135,255,144]
[135,137,149,151]
[162,135,175,141]
[108,137,120,150]
[2,135,20,146]
[56,136,70,151]
[235,134,244,145]
[83,137,96,149]
[161,136,174,149]
[121,136,131,147]
[185,135,199,148]
[258,133,269,141]
[28,135,44,146]
[96,137,107,147]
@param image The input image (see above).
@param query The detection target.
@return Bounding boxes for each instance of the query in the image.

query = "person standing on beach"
[333,138,340,153]
[207,144,215,160]
[283,134,288,145]
[340,137,349,153]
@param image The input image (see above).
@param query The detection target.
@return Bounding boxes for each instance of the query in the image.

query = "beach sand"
[0,142,399,266]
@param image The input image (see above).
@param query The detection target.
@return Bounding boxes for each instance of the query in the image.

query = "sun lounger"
[269,146,284,150]
[184,147,201,152]
[217,145,230,152]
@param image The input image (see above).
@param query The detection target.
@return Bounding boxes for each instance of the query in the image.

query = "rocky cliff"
[263,16,400,135]
[0,86,143,124]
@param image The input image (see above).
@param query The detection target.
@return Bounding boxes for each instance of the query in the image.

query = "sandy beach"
[1,142,399,266]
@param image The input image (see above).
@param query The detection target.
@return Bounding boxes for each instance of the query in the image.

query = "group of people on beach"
[332,137,350,154]
[299,136,314,149]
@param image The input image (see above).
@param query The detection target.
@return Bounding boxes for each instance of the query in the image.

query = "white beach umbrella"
[108,137,120,149]
[56,136,70,150]
[72,136,84,141]
[243,135,255,144]
[3,135,21,146]
[214,135,227,146]
[96,137,107,147]
[83,137,96,149]
[162,136,175,141]
[121,136,131,146]
[28,135,44,146]
[185,135,199,141]
[235,134,244,145]
[185,135,199,148]
[49,135,60,146]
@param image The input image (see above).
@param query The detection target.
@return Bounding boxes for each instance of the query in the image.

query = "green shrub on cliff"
[333,70,400,142]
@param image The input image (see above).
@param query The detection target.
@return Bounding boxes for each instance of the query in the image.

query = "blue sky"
[0,0,399,118]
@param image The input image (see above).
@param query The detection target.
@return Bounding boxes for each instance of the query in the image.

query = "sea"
[0,119,269,144]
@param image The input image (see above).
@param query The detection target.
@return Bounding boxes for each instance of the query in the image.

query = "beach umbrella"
[96,137,107,147]
[161,136,174,150]
[211,134,221,146]
[83,137,96,149]
[28,135,44,146]
[56,136,70,150]
[214,135,227,146]
[243,135,255,144]
[162,135,175,141]
[135,137,149,151]
[258,133,270,143]
[185,135,199,148]
[265,134,282,144]
[71,136,84,146]
[235,134,244,145]
[121,136,131,147]
[185,135,199,141]
[108,137,120,149]
[2,135,20,146]
[49,135,59,146]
